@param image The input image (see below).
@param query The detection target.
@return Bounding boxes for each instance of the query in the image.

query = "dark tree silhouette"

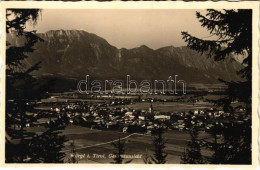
[111,137,132,164]
[181,125,204,164]
[68,140,78,163]
[181,9,252,164]
[5,9,43,163]
[150,125,167,164]
[28,117,68,163]
[5,9,67,163]
[200,122,226,164]
[143,148,152,164]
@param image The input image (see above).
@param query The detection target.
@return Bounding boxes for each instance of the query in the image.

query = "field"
[62,125,212,164]
[110,101,214,113]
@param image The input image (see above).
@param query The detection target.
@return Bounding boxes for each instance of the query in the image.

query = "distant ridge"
[7,29,243,85]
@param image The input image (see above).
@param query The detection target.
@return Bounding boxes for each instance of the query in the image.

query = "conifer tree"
[150,125,167,164]
[181,9,252,164]
[181,125,204,164]
[201,122,223,164]
[5,9,67,163]
[28,116,68,163]
[111,137,124,164]
[6,9,43,163]
[111,137,132,164]
[68,140,78,163]
[143,148,152,164]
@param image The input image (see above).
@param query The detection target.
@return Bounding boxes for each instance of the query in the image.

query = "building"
[154,115,171,120]
[123,127,128,133]
[138,116,145,120]
[125,112,133,116]
[194,110,199,115]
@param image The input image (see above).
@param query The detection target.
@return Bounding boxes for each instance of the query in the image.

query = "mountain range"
[7,29,243,90]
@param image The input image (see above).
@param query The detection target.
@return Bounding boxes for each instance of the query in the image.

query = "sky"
[28,9,211,49]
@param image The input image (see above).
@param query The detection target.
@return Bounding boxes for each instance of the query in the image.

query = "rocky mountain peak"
[6,29,243,85]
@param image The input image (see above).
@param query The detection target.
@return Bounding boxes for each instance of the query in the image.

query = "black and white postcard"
[0,1,259,168]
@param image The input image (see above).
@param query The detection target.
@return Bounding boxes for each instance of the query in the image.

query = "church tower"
[149,102,154,114]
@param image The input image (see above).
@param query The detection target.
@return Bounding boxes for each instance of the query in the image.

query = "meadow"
[62,125,212,164]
